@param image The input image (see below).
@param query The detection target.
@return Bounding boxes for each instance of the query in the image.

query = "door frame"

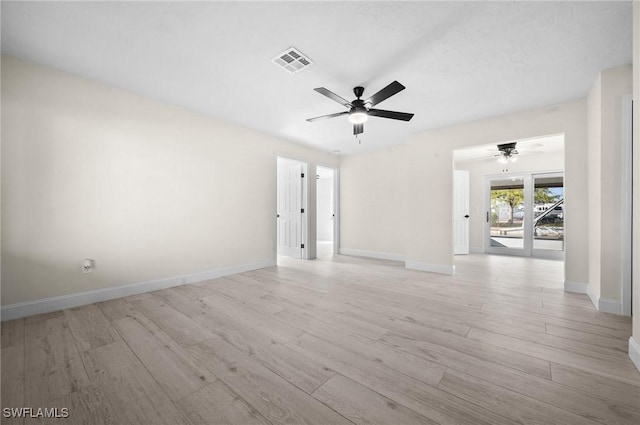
[316,164,340,255]
[276,156,308,260]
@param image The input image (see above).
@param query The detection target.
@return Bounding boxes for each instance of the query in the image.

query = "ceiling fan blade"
[368,108,414,121]
[314,87,353,108]
[365,81,405,107]
[353,123,364,135]
[306,111,349,122]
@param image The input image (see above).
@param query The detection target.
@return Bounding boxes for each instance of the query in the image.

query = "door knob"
[464,215,470,218]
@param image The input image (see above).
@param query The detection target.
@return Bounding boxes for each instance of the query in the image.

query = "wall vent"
[272,47,313,74]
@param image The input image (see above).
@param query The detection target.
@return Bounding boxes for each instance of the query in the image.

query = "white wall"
[339,144,407,259]
[1,56,337,307]
[455,150,564,252]
[587,65,633,311]
[587,73,603,301]
[316,173,334,242]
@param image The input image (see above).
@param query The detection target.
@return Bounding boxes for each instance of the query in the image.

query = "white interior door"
[454,170,470,255]
[277,158,303,258]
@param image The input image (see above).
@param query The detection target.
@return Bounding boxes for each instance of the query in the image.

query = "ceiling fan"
[306,81,414,136]
[495,142,519,163]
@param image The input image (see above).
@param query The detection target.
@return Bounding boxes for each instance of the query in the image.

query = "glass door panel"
[533,175,564,252]
[489,177,525,250]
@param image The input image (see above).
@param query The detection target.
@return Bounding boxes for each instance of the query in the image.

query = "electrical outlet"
[82,259,95,274]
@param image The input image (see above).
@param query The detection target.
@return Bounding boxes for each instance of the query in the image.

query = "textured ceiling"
[1,1,632,155]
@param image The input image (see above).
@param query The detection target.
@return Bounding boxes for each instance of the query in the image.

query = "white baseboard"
[584,285,623,315]
[564,280,588,294]
[587,286,599,311]
[629,337,640,372]
[469,246,484,254]
[339,248,406,262]
[405,260,455,276]
[598,297,623,315]
[0,259,276,322]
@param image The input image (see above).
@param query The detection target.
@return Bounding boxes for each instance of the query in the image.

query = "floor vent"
[272,47,313,75]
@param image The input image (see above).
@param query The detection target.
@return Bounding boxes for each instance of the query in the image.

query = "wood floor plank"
[152,287,212,318]
[466,327,640,385]
[80,341,163,406]
[383,320,552,379]
[438,369,602,425]
[23,316,89,405]
[64,304,121,351]
[24,384,189,425]
[176,380,272,425]
[1,345,25,425]
[312,374,439,425]
[130,295,215,347]
[468,321,630,362]
[200,293,303,343]
[275,308,447,387]
[550,362,640,412]
[96,297,138,322]
[112,313,214,401]
[24,384,112,425]
[206,278,284,315]
[545,323,629,352]
[482,301,632,331]
[266,295,389,340]
[112,389,191,425]
[287,332,514,425]
[382,332,640,425]
[1,319,24,348]
[196,309,336,394]
[187,334,353,425]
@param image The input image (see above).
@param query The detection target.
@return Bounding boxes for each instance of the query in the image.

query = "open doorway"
[453,134,565,258]
[316,166,336,259]
[452,134,566,290]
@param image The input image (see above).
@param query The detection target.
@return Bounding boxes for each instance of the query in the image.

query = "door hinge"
[301,243,305,249]
[301,173,305,178]
[301,208,305,213]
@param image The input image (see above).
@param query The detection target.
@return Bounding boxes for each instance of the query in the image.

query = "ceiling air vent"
[272,47,313,75]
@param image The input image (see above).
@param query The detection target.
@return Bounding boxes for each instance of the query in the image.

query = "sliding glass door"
[532,174,564,254]
[485,172,563,259]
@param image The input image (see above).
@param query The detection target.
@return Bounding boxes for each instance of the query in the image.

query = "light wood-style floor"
[2,252,639,425]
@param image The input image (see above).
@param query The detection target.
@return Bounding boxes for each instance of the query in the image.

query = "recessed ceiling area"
[454,134,565,163]
[0,1,632,155]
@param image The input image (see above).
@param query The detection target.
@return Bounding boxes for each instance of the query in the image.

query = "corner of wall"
[629,336,640,372]
[584,284,623,315]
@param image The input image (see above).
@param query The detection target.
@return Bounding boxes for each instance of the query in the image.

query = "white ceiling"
[1,1,632,155]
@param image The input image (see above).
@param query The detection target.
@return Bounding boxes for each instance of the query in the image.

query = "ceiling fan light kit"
[496,142,519,163]
[306,81,414,138]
